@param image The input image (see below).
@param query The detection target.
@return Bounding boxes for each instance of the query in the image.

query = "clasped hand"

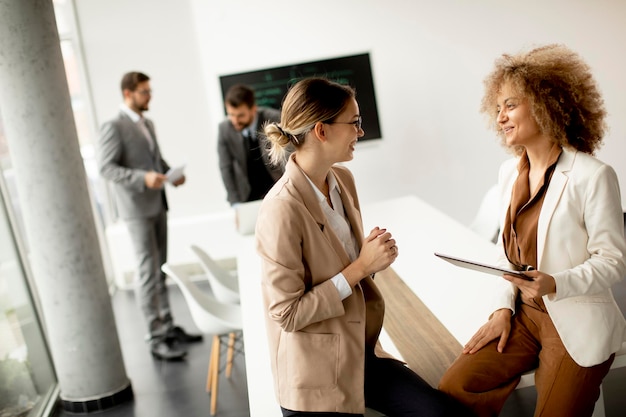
[342,227,398,287]
[359,227,398,274]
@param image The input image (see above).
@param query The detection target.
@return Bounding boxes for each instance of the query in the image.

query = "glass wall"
[0,175,57,417]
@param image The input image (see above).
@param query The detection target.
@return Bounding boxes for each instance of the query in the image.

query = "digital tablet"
[166,163,186,184]
[434,252,533,280]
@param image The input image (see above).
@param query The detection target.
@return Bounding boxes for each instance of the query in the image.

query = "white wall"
[74,0,222,219]
[76,0,626,227]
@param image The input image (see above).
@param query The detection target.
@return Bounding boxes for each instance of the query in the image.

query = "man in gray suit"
[97,71,201,361]
[217,84,284,206]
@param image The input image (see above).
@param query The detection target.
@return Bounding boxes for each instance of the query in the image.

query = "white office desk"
[361,195,503,346]
[236,235,276,416]
[236,195,501,416]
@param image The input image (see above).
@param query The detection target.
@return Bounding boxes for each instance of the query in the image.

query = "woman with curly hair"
[256,77,473,416]
[439,44,626,417]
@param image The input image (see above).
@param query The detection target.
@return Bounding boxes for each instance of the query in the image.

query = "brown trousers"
[438,301,614,417]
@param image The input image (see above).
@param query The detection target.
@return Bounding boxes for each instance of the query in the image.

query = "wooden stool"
[206,331,243,415]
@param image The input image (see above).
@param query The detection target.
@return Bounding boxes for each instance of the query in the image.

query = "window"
[54,0,114,230]
[0,176,57,417]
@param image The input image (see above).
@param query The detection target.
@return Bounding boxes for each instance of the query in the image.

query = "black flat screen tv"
[219,53,381,141]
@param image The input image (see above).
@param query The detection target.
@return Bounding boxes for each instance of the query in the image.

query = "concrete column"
[0,0,132,412]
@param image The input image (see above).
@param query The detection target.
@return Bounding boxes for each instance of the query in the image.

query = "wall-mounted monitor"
[219,53,381,141]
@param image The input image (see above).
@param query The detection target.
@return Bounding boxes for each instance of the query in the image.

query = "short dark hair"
[225,84,255,108]
[120,71,150,93]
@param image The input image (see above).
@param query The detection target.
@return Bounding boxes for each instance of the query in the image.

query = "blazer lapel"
[232,128,247,168]
[334,169,364,249]
[119,111,153,153]
[143,118,164,168]
[286,157,353,266]
[537,149,575,266]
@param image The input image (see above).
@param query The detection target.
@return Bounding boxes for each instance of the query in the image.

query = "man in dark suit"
[217,84,284,206]
[97,71,202,361]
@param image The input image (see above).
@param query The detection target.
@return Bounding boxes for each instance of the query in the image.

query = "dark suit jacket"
[97,110,170,219]
[217,106,283,204]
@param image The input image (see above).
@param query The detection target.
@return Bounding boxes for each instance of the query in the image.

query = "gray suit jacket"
[97,111,170,219]
[217,106,283,204]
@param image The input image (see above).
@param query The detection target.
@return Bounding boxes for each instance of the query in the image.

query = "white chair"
[190,244,240,304]
[469,184,500,243]
[161,263,243,416]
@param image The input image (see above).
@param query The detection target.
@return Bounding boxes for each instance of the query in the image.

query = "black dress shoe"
[150,339,187,361]
[166,326,203,344]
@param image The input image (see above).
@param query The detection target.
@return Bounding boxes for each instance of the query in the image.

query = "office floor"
[53,281,250,417]
[53,278,626,417]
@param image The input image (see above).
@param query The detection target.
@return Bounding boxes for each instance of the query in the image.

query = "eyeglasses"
[136,89,152,96]
[325,115,362,130]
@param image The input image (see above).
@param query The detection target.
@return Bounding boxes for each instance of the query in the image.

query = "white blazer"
[493,147,626,367]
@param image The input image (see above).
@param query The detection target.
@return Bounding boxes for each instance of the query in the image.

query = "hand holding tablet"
[434,252,534,281]
[166,164,186,184]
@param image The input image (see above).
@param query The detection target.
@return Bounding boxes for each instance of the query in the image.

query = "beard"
[133,97,149,112]
[233,119,252,131]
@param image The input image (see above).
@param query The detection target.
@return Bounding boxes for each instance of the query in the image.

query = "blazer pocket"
[285,332,339,389]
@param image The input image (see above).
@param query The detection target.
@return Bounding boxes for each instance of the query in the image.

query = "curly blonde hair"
[264,77,355,166]
[480,44,607,155]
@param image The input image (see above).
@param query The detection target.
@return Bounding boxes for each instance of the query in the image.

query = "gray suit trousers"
[125,209,172,336]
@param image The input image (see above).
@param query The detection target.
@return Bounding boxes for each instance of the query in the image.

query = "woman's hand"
[463,308,512,354]
[342,227,398,286]
[503,270,556,299]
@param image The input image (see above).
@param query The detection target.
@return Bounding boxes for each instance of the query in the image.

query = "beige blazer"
[256,155,392,413]
[493,148,626,367]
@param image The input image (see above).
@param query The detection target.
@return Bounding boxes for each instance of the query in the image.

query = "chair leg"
[207,335,218,393]
[210,335,220,416]
[226,332,235,378]
[206,347,213,393]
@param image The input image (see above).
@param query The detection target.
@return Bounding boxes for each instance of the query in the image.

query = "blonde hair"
[481,44,607,155]
[264,77,355,166]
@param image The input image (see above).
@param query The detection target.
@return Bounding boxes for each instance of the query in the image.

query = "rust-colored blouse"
[502,144,562,309]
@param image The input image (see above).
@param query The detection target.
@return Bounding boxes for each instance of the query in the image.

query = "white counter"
[361,195,501,345]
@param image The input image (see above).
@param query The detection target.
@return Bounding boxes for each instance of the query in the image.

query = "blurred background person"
[217,84,284,206]
[97,71,202,361]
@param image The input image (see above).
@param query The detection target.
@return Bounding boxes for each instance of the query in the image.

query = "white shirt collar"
[304,168,357,264]
[120,103,142,123]
[305,170,341,203]
[243,113,259,138]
